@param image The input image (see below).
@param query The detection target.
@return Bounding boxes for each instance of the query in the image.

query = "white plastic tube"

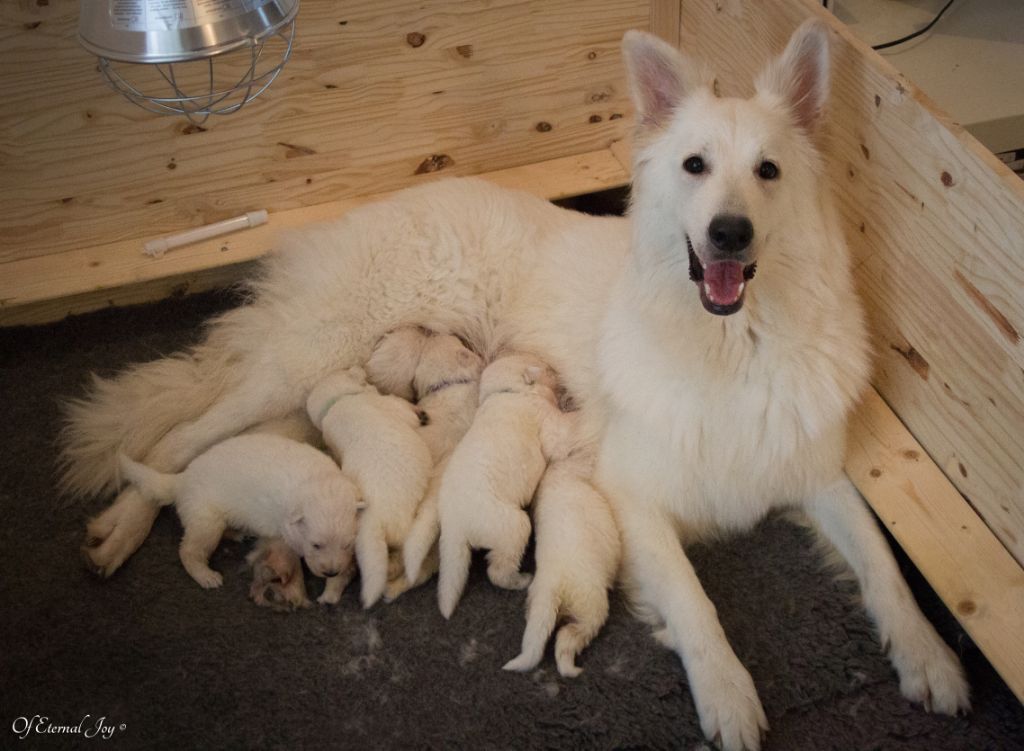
[143,209,268,257]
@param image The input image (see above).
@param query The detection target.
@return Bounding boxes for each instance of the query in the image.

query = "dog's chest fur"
[596,285,861,537]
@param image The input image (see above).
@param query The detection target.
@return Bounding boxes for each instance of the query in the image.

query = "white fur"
[435,354,575,619]
[63,20,968,749]
[365,326,431,401]
[396,334,485,594]
[306,366,432,608]
[118,433,361,589]
[503,452,621,677]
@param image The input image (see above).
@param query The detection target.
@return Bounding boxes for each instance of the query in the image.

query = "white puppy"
[364,326,431,401]
[503,452,621,677]
[387,334,484,600]
[436,354,576,619]
[306,366,433,608]
[118,433,362,589]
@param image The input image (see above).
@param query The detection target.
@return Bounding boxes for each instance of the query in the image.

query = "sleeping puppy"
[118,433,362,590]
[503,451,621,677]
[435,353,576,619]
[307,366,433,608]
[387,334,484,601]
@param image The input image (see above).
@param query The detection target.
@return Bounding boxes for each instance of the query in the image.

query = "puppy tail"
[117,452,178,506]
[403,491,440,583]
[437,525,471,620]
[355,516,389,609]
[503,579,560,674]
[58,314,243,501]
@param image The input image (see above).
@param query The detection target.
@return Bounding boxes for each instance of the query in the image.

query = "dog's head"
[622,20,831,316]
[284,473,363,579]
[365,326,432,401]
[413,334,484,398]
[479,353,559,403]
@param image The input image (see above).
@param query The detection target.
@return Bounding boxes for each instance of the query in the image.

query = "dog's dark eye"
[758,160,779,180]
[683,156,705,175]
[312,543,323,550]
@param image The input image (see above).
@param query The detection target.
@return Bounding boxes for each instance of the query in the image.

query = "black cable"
[872,0,958,51]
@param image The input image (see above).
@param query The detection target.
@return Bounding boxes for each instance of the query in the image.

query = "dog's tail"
[503,578,560,674]
[58,316,243,500]
[403,479,441,583]
[117,453,179,506]
[436,524,472,620]
[356,515,390,609]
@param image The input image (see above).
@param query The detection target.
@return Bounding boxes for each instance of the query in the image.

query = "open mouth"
[687,236,757,316]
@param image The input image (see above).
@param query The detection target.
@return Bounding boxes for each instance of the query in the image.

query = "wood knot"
[535,121,553,133]
[588,114,603,123]
[941,171,954,187]
[901,449,920,461]
[406,32,426,48]
[415,154,454,174]
[181,124,207,135]
[455,44,473,58]
[957,600,977,616]
[869,468,882,478]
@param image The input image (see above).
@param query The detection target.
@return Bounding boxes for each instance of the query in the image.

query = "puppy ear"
[523,366,543,386]
[622,30,704,131]
[288,513,305,529]
[756,19,831,132]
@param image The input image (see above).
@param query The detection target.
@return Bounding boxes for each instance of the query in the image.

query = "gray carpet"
[2,285,1023,750]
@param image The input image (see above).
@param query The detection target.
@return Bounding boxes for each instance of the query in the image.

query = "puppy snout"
[708,214,754,254]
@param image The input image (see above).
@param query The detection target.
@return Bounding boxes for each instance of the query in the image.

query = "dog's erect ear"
[756,19,831,132]
[622,30,699,130]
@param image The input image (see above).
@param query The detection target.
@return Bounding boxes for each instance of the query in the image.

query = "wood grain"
[847,388,1024,704]
[0,148,629,325]
[677,0,1024,570]
[0,0,646,266]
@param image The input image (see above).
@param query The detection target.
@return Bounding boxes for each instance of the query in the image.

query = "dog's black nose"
[322,569,340,578]
[708,215,754,253]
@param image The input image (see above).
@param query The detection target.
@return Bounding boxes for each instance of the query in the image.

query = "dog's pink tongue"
[704,261,745,305]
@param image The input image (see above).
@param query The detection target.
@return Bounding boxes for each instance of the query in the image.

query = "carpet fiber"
[1,284,1022,750]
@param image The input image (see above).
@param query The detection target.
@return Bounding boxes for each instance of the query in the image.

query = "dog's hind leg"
[82,487,160,577]
[554,590,609,678]
[178,511,228,589]
[436,525,472,619]
[484,507,533,591]
[355,517,390,609]
[803,476,970,715]
[503,579,558,674]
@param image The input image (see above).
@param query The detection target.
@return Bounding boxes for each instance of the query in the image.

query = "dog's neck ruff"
[421,376,476,398]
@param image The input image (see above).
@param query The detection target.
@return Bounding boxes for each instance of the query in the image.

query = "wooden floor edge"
[845,388,1024,705]
[0,148,630,327]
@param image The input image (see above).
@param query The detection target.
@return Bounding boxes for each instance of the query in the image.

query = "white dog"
[503,452,620,677]
[435,354,576,618]
[66,20,968,750]
[364,326,431,401]
[118,434,362,589]
[387,334,484,600]
[306,366,432,608]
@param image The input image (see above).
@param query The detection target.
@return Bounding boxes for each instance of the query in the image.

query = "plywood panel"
[0,0,646,266]
[0,148,629,325]
[677,0,1024,568]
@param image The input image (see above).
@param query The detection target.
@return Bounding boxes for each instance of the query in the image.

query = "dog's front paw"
[891,631,970,715]
[689,650,768,751]
[189,568,223,589]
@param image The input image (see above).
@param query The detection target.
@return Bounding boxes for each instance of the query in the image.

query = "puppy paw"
[502,653,539,673]
[690,650,768,751]
[891,631,970,715]
[317,590,342,606]
[488,570,532,591]
[190,568,223,589]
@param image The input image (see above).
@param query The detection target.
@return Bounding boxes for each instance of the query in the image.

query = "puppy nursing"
[118,433,362,590]
[436,354,576,619]
[504,453,620,677]
[307,365,432,608]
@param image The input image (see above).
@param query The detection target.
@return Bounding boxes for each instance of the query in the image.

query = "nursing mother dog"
[62,20,968,751]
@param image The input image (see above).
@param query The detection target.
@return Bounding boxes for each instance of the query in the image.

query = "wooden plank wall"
[676,0,1024,570]
[0,0,646,316]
